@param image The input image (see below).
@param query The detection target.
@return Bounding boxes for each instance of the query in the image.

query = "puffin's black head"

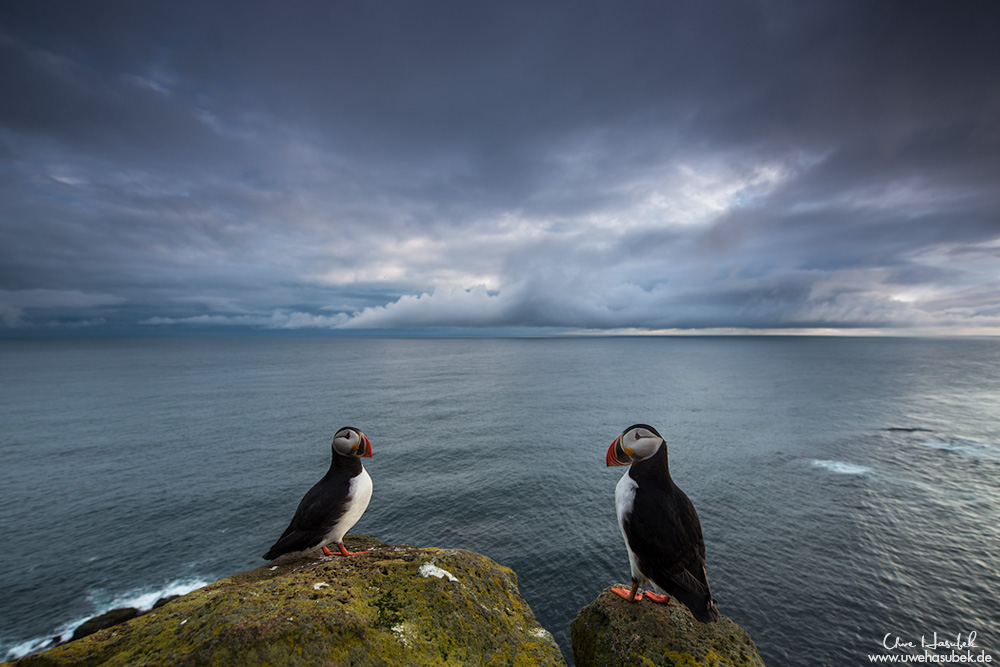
[606,423,664,466]
[332,427,373,458]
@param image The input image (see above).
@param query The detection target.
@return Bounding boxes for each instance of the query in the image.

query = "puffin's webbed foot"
[610,587,643,601]
[610,579,643,602]
[322,543,372,557]
[644,591,670,604]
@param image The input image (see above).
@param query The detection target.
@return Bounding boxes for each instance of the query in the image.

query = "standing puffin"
[263,427,374,560]
[606,423,720,623]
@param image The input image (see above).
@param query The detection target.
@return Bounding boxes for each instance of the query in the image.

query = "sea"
[1,336,998,665]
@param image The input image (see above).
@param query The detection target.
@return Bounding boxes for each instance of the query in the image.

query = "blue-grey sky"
[2,1,999,336]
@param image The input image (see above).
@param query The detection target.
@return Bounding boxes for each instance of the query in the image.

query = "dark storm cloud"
[1,0,998,334]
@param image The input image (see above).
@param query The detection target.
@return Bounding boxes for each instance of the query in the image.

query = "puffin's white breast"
[615,472,637,526]
[614,472,645,584]
[325,466,373,545]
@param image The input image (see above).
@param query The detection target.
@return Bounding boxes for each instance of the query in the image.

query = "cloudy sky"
[2,1,999,336]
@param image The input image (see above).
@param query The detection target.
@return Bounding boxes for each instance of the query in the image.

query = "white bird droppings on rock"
[418,562,458,582]
[313,582,329,590]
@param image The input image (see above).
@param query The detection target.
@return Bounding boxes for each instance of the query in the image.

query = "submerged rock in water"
[151,595,180,610]
[70,607,140,641]
[571,587,765,667]
[11,535,565,667]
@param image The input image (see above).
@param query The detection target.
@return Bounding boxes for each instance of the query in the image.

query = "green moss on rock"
[570,587,765,667]
[10,536,566,667]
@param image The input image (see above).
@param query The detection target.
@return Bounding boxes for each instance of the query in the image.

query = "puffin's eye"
[634,431,641,440]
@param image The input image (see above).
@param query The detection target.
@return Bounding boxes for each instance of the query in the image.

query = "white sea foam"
[809,459,873,476]
[912,438,1000,463]
[809,457,960,497]
[3,637,58,663]
[101,578,209,612]
[2,578,211,661]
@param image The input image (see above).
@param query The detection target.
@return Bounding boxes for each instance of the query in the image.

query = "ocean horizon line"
[3,325,1000,341]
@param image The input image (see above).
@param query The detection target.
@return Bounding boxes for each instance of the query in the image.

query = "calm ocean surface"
[1,336,998,665]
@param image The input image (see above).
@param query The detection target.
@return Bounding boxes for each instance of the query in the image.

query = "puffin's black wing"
[262,472,351,560]
[626,484,720,622]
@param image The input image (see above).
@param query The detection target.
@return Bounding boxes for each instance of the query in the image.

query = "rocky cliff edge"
[10,535,565,667]
[570,587,765,667]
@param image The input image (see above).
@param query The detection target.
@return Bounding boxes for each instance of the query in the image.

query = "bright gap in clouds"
[667,161,792,223]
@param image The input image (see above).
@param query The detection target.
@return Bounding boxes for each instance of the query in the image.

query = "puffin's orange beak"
[360,433,373,458]
[606,436,629,467]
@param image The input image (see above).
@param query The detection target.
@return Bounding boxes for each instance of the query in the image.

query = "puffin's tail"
[262,538,285,560]
[263,526,311,560]
[686,594,720,623]
[666,567,721,623]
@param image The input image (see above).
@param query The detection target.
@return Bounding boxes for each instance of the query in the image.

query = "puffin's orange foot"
[323,544,372,557]
[645,592,671,604]
[610,587,643,602]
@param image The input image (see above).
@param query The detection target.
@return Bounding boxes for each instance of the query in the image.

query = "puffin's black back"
[623,443,720,622]
[262,451,363,560]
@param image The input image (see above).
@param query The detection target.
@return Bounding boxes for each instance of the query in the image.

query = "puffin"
[605,423,720,623]
[263,426,374,560]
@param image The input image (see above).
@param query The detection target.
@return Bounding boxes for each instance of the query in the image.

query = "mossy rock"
[570,587,765,667]
[10,535,566,667]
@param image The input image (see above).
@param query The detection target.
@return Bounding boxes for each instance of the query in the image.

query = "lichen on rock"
[10,535,566,667]
[570,587,765,667]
